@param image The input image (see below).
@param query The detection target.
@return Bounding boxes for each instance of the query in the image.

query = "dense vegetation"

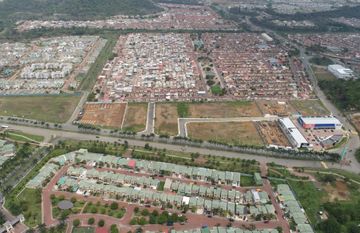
[318,79,360,112]
[0,0,162,22]
[248,5,360,32]
[317,201,360,233]
[154,0,201,5]
[309,56,333,66]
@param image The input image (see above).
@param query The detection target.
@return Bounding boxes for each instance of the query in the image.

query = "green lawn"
[5,131,44,143]
[83,202,125,218]
[0,95,81,123]
[240,175,256,186]
[9,188,42,227]
[288,180,324,226]
[72,227,95,233]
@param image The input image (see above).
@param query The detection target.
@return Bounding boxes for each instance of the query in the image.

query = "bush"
[110,224,119,233]
[110,202,118,210]
[88,218,95,225]
[72,219,80,227]
[98,219,105,227]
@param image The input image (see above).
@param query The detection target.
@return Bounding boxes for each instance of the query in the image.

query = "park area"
[187,121,264,147]
[0,95,81,123]
[79,103,126,129]
[188,101,262,118]
[122,103,147,132]
[290,99,329,116]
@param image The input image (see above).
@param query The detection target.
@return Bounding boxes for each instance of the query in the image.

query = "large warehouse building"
[278,118,310,149]
[328,64,354,80]
[298,116,342,130]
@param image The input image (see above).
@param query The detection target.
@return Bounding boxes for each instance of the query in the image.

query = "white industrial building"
[278,118,310,149]
[298,116,343,130]
[328,64,354,80]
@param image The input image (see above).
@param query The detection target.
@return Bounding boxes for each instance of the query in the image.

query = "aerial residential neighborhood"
[0,0,359,233]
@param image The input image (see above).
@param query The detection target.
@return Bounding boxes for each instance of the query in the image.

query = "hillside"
[0,0,162,21]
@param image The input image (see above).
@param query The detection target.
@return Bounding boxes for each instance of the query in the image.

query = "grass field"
[5,131,44,143]
[288,180,324,225]
[0,95,81,123]
[187,121,264,146]
[312,66,336,81]
[188,101,262,118]
[122,103,147,132]
[17,188,42,227]
[155,103,179,136]
[72,227,95,233]
[290,99,330,116]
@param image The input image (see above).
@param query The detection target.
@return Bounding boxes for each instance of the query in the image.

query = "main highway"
[4,122,359,173]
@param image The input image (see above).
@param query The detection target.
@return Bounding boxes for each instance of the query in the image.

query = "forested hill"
[0,0,163,21]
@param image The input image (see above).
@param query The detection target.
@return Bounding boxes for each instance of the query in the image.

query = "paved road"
[3,122,350,173]
[142,102,155,135]
[65,91,89,125]
[178,116,279,137]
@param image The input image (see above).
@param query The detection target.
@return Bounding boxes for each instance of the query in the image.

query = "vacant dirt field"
[122,103,147,132]
[155,103,179,136]
[256,121,290,147]
[79,103,126,128]
[351,114,360,132]
[0,95,81,123]
[187,121,264,146]
[188,101,262,118]
[256,100,295,116]
[290,100,330,116]
[313,66,336,81]
[322,180,350,202]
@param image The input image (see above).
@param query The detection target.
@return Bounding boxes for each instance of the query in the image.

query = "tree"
[98,219,105,227]
[73,219,80,227]
[110,202,118,210]
[141,209,149,216]
[110,224,119,233]
[88,218,95,225]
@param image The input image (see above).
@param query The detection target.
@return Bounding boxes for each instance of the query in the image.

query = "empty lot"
[122,103,147,132]
[256,121,290,147]
[351,114,360,132]
[188,101,262,118]
[187,121,264,147]
[0,95,81,123]
[256,100,295,116]
[79,103,126,128]
[290,99,330,116]
[155,103,179,136]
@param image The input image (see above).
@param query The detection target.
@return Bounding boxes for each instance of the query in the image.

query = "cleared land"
[155,103,179,136]
[313,66,336,81]
[187,121,264,146]
[256,100,295,116]
[256,121,290,147]
[290,99,330,116]
[188,101,262,118]
[351,114,360,132]
[80,103,126,128]
[122,103,147,132]
[0,95,81,123]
